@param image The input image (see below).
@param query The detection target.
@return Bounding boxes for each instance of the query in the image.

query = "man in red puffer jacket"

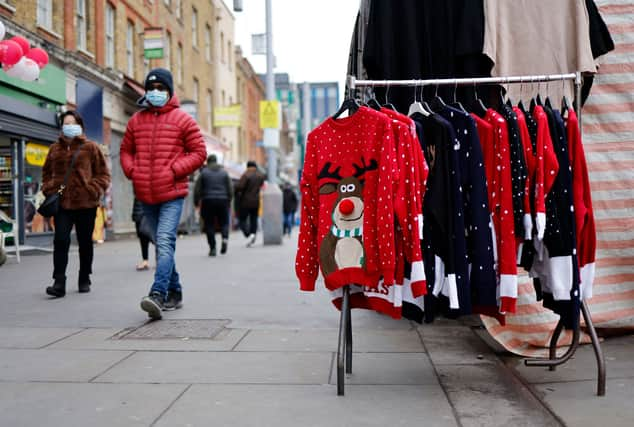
[120,68,206,320]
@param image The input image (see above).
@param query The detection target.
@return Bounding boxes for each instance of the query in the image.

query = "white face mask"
[62,124,82,138]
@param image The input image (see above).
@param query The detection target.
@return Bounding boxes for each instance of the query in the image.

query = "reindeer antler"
[317,162,343,181]
[352,157,379,178]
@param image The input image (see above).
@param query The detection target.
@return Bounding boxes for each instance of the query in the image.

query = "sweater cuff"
[382,268,395,286]
[299,275,316,292]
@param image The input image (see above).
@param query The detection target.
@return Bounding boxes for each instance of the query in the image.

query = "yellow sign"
[213,104,242,127]
[259,100,280,129]
[25,143,49,167]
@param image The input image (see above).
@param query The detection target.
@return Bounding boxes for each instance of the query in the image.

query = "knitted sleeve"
[374,120,397,285]
[534,108,560,240]
[493,117,518,314]
[515,109,534,240]
[295,131,320,291]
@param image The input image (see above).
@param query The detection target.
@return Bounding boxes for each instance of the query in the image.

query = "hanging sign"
[214,105,242,127]
[25,142,49,167]
[259,100,280,129]
[143,28,164,59]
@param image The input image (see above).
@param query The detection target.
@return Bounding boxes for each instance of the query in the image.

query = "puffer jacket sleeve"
[171,114,207,179]
[120,117,137,179]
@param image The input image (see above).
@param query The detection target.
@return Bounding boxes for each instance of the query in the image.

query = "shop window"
[37,0,53,30]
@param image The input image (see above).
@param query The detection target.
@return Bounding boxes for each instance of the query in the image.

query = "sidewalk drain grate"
[114,319,230,340]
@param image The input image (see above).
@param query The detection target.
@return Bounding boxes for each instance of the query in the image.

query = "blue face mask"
[146,89,169,107]
[62,124,83,138]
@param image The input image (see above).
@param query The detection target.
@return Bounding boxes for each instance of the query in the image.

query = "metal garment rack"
[334,72,605,397]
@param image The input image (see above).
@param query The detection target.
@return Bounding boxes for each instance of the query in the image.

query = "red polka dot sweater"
[472,110,518,314]
[296,106,397,292]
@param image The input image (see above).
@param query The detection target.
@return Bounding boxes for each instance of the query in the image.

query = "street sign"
[251,33,266,55]
[214,105,242,127]
[259,100,280,129]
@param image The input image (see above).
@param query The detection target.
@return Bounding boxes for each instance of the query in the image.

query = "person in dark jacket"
[120,68,206,319]
[235,160,265,247]
[41,110,111,297]
[282,183,298,236]
[132,196,152,270]
[194,155,233,256]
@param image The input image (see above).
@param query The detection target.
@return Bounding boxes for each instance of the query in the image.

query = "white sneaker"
[246,233,256,247]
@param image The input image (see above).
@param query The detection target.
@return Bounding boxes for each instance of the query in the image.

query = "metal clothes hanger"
[450,80,467,113]
[367,83,382,111]
[332,87,361,119]
[408,81,430,117]
[471,81,488,117]
[382,83,396,111]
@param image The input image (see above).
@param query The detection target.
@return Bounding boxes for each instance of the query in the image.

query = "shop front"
[0,64,66,246]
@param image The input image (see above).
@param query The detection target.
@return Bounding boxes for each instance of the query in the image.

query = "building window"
[228,41,232,70]
[220,32,225,63]
[176,43,183,85]
[165,31,172,70]
[205,25,212,62]
[126,20,135,77]
[206,90,213,132]
[193,78,199,105]
[37,0,53,30]
[76,0,87,50]
[175,0,181,19]
[163,0,170,5]
[105,3,115,67]
[191,7,198,48]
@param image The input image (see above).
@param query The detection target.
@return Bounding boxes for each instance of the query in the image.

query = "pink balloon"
[9,36,29,56]
[0,40,24,66]
[25,48,49,69]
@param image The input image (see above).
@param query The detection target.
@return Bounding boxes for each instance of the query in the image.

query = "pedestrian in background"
[132,196,152,270]
[120,68,206,319]
[42,110,111,297]
[194,154,233,256]
[235,160,265,247]
[282,182,298,237]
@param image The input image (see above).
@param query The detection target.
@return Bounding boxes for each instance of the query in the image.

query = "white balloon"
[20,58,40,82]
[4,57,27,78]
[0,20,5,41]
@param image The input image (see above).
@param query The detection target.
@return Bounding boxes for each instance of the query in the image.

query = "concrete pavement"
[0,232,631,426]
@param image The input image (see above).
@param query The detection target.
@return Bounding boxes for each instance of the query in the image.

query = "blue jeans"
[142,198,184,298]
[283,212,295,235]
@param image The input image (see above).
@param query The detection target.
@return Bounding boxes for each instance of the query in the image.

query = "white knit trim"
[417,214,424,240]
[523,213,533,240]
[441,273,460,310]
[410,260,426,284]
[490,215,498,265]
[499,274,518,299]
[432,255,445,297]
[536,212,546,241]
[548,255,574,301]
[580,262,595,300]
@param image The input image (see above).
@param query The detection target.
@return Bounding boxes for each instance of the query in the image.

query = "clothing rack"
[334,72,605,397]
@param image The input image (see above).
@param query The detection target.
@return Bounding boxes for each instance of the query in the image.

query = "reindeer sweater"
[296,107,397,292]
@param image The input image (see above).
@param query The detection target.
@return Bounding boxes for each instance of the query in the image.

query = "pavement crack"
[230,329,251,351]
[88,350,137,383]
[150,383,192,427]
[39,328,87,349]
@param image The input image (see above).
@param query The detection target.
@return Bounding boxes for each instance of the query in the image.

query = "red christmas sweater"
[296,107,397,293]
[566,109,596,299]
[472,110,518,314]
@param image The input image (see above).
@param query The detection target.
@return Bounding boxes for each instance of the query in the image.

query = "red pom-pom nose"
[339,199,355,215]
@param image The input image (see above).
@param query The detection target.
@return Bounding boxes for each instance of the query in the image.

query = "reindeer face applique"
[318,158,378,277]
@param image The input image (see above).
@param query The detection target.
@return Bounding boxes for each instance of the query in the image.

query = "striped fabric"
[482,0,634,357]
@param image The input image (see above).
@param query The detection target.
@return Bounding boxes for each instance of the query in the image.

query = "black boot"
[220,239,228,255]
[78,276,91,293]
[46,278,66,298]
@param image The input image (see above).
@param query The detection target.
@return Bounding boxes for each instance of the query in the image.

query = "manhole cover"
[114,319,230,340]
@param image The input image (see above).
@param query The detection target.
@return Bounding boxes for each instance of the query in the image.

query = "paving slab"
[505,340,634,384]
[95,351,332,384]
[533,378,634,427]
[329,352,437,385]
[0,326,82,349]
[154,384,458,427]
[48,327,249,352]
[0,382,186,427]
[0,349,132,382]
[436,363,561,427]
[419,326,497,365]
[235,328,425,352]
